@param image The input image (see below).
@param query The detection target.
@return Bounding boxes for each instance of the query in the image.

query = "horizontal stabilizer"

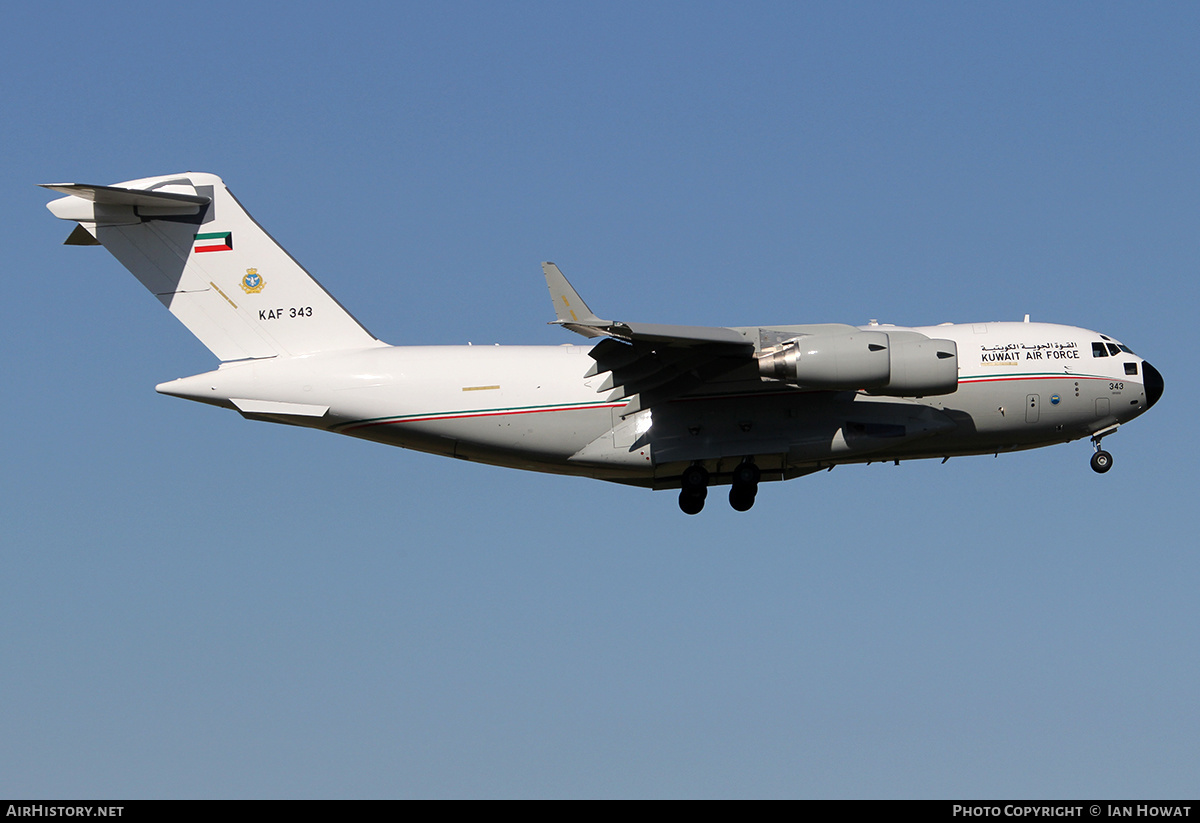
[40,182,211,209]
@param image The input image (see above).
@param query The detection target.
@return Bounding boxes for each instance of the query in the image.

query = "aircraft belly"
[645,391,957,466]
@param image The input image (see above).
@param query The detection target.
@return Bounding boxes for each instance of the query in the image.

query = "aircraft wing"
[543,263,757,414]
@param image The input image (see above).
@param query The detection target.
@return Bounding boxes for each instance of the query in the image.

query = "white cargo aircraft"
[44,173,1163,513]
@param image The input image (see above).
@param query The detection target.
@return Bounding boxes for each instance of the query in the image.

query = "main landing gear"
[729,460,761,512]
[1090,426,1116,474]
[677,460,761,514]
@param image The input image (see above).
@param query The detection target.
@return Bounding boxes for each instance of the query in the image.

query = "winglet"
[542,262,605,326]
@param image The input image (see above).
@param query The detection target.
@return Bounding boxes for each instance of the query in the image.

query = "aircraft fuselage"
[156,320,1161,490]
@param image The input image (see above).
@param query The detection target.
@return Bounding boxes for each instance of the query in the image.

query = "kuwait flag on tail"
[193,231,233,253]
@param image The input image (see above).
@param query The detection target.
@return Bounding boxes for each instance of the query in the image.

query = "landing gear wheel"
[679,464,709,514]
[729,488,756,512]
[731,462,761,487]
[681,464,710,491]
[679,491,706,515]
[729,460,760,512]
[1091,450,1113,473]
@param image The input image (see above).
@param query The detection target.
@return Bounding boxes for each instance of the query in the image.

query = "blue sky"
[2,2,1197,798]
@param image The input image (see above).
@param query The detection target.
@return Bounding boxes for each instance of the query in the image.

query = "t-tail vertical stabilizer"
[43,172,384,362]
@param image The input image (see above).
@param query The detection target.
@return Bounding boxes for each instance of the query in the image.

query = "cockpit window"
[1118,344,1134,354]
[1106,343,1121,356]
[1092,342,1109,357]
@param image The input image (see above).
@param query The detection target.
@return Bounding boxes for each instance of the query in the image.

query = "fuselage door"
[1026,394,1040,423]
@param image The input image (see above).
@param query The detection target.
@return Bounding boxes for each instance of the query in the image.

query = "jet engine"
[758,329,958,396]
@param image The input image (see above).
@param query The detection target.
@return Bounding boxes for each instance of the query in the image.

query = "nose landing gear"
[1090,425,1117,474]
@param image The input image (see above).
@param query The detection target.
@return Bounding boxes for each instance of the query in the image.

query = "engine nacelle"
[758,330,958,396]
[758,330,891,389]
[882,331,958,396]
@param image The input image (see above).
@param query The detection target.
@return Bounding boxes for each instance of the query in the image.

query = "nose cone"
[1142,361,1164,409]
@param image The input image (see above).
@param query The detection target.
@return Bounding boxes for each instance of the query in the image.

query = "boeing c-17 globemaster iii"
[43,173,1163,513]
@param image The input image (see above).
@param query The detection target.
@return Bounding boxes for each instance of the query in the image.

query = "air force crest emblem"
[240,268,265,294]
